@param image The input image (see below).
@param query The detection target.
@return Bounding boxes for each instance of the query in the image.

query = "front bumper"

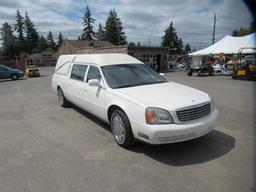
[27,71,40,77]
[18,73,25,78]
[131,109,218,144]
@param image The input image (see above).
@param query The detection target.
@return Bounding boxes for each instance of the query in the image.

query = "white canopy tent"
[189,33,256,56]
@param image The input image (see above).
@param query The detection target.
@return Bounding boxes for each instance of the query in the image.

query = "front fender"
[105,92,145,127]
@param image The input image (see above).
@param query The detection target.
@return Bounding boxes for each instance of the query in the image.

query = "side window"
[87,66,102,82]
[71,64,87,81]
[0,66,7,71]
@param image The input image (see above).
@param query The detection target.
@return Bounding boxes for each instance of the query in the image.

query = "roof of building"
[55,54,143,70]
[64,40,114,48]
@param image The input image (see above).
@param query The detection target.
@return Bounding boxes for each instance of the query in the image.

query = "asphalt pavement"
[0,67,255,192]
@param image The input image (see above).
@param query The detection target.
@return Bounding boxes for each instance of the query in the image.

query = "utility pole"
[212,13,216,44]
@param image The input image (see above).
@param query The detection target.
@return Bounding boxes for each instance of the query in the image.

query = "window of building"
[135,53,158,65]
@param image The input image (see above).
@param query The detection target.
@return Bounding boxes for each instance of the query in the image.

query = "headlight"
[210,97,214,111]
[145,107,173,124]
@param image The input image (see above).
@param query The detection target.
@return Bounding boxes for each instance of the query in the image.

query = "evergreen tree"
[116,16,127,45]
[232,30,238,36]
[15,10,25,55]
[24,12,39,54]
[250,20,256,32]
[161,21,183,53]
[178,38,183,53]
[128,42,136,47]
[57,32,64,48]
[137,42,141,47]
[0,22,17,59]
[185,43,191,54]
[81,6,95,41]
[96,22,105,41]
[36,35,48,52]
[232,26,252,37]
[104,9,127,45]
[46,31,56,50]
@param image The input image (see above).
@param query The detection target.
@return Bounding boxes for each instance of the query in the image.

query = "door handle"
[83,88,87,92]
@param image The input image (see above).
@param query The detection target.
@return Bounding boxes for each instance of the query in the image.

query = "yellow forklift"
[232,47,256,80]
[26,56,40,77]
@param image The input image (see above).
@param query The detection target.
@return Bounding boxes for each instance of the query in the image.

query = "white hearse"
[52,54,218,147]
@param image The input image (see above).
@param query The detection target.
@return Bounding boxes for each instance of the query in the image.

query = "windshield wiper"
[115,84,136,88]
[115,81,166,89]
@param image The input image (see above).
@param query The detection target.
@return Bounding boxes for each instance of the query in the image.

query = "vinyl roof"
[56,54,143,69]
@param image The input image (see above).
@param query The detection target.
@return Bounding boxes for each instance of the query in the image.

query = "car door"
[66,64,88,109]
[83,65,106,119]
[0,66,9,79]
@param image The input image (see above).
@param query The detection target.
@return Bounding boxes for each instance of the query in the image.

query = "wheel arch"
[10,73,19,80]
[107,105,127,123]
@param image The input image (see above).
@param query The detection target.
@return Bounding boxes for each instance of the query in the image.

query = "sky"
[0,0,253,50]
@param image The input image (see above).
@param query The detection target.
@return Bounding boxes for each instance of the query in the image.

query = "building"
[31,52,57,66]
[57,40,115,56]
[57,40,170,71]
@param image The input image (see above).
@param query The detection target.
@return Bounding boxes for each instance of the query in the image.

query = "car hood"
[12,69,23,73]
[114,81,210,111]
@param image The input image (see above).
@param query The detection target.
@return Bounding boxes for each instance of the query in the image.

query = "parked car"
[168,63,177,72]
[177,63,185,70]
[0,64,25,80]
[212,64,222,74]
[26,65,40,77]
[52,54,218,147]
[187,62,214,77]
[222,68,233,76]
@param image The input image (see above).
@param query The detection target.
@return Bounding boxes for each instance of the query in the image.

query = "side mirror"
[88,79,102,87]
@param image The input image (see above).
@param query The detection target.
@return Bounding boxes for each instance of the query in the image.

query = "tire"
[11,74,18,80]
[197,70,202,77]
[111,109,135,148]
[187,70,193,76]
[57,87,69,107]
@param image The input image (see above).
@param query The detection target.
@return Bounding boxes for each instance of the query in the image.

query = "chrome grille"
[176,103,211,122]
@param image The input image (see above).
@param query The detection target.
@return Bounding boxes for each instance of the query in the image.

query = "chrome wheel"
[112,113,126,144]
[57,88,64,106]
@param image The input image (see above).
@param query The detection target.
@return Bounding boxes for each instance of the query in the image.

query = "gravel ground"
[0,67,255,192]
